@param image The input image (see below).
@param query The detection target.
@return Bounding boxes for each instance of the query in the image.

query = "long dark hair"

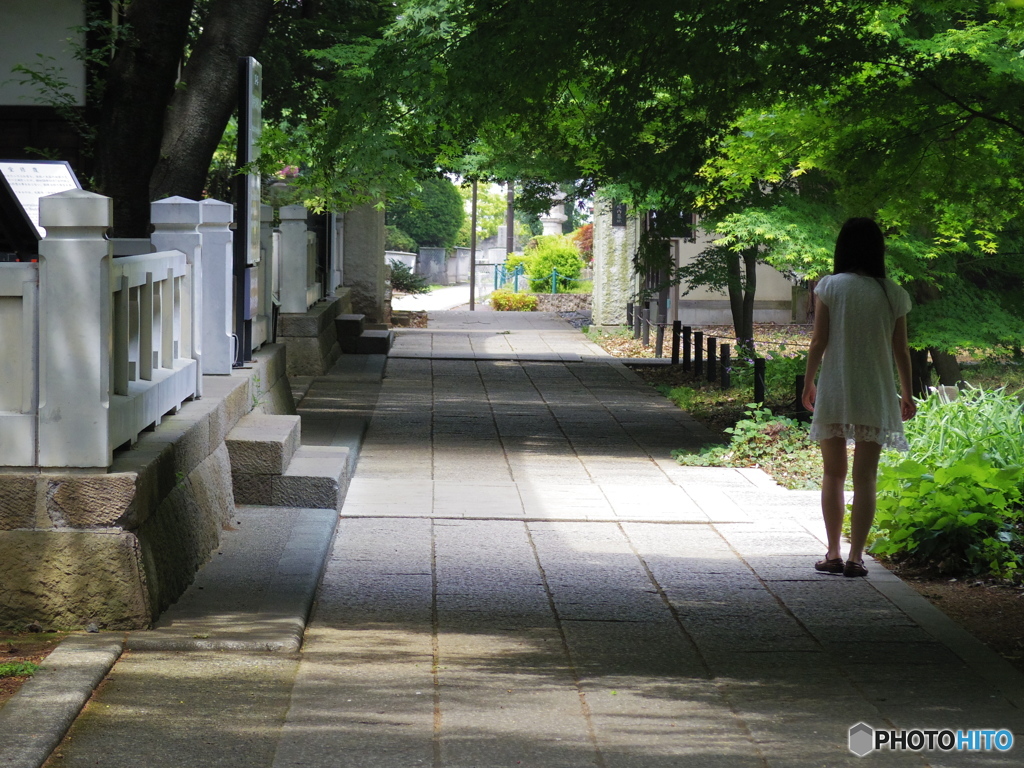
[833,218,885,277]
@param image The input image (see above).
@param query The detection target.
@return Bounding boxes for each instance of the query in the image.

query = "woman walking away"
[802,218,916,578]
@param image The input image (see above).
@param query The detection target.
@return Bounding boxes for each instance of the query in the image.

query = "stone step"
[355,329,394,355]
[225,414,301,475]
[335,314,366,353]
[272,446,350,510]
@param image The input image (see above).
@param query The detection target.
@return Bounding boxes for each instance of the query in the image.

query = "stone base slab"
[0,345,295,630]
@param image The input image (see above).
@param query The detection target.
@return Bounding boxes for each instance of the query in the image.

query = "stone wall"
[277,290,354,377]
[592,196,640,328]
[533,293,592,312]
[0,345,295,630]
[343,203,386,322]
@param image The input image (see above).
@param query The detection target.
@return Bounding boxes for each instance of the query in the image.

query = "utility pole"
[506,182,515,254]
[469,179,478,311]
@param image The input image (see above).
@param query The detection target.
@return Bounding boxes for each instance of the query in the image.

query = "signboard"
[0,160,81,253]
[233,57,262,365]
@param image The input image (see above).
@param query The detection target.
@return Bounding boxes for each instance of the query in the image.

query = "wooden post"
[707,336,716,382]
[694,330,704,376]
[683,325,691,371]
[720,344,731,389]
[754,357,766,404]
[671,320,681,365]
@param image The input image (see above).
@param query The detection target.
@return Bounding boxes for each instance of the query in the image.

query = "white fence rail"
[0,192,345,468]
[0,190,200,468]
[108,249,197,453]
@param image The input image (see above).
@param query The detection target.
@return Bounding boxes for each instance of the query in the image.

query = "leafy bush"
[870,387,1024,578]
[388,177,465,249]
[490,289,538,311]
[571,223,594,261]
[385,225,417,253]
[525,235,584,292]
[871,451,1023,578]
[504,252,533,274]
[0,661,38,678]
[672,405,821,489]
[389,259,430,294]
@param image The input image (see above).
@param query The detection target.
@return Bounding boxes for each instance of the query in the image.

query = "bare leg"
[847,440,882,563]
[819,437,848,561]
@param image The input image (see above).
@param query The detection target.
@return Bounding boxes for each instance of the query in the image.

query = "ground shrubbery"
[388,259,430,294]
[524,235,585,292]
[490,289,538,311]
[870,388,1024,579]
[671,404,821,490]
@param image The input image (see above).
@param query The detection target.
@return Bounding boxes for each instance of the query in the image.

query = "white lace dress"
[808,273,913,450]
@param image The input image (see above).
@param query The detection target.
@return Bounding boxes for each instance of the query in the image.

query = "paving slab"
[23,310,1024,768]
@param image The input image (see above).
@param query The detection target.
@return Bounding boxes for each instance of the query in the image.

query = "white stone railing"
[0,189,202,468]
[0,261,39,467]
[108,249,197,452]
[279,204,321,313]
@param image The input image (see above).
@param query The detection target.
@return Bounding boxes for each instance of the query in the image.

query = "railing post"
[252,203,274,348]
[641,307,650,347]
[682,325,691,371]
[754,357,766,404]
[671,320,681,365]
[279,204,309,314]
[196,199,235,374]
[37,189,113,468]
[694,330,704,376]
[795,374,808,417]
[655,320,665,359]
[633,302,642,339]
[720,344,731,389]
[707,336,716,382]
[151,196,203,394]
[626,302,634,329]
[551,268,558,294]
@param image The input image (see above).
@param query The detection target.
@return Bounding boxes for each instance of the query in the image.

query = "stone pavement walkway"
[39,311,1024,768]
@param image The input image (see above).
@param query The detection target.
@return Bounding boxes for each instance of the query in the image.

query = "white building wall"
[0,0,86,106]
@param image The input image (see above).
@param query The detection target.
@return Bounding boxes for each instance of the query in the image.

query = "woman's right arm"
[892,315,916,421]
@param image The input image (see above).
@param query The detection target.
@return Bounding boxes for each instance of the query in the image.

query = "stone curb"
[126,507,339,654]
[0,634,123,768]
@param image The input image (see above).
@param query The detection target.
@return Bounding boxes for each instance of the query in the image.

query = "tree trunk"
[94,0,195,236]
[929,348,962,386]
[910,348,931,398]
[741,246,757,345]
[149,0,276,204]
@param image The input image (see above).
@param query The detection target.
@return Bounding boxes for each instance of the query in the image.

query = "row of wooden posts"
[626,302,809,408]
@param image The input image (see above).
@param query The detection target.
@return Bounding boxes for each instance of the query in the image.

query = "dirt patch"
[0,631,65,709]
[886,569,1024,674]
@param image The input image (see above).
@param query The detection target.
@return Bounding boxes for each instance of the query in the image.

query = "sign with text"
[0,160,82,253]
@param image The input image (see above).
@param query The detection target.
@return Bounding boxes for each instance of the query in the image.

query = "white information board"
[0,160,81,239]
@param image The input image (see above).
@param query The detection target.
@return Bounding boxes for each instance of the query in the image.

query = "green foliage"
[871,451,1023,579]
[388,259,430,294]
[0,661,38,678]
[525,235,584,292]
[672,405,820,490]
[871,388,1024,578]
[388,177,465,249]
[456,184,508,246]
[385,225,417,252]
[490,289,538,311]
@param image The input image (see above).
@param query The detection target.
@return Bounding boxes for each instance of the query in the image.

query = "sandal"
[843,559,868,578]
[814,556,845,574]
